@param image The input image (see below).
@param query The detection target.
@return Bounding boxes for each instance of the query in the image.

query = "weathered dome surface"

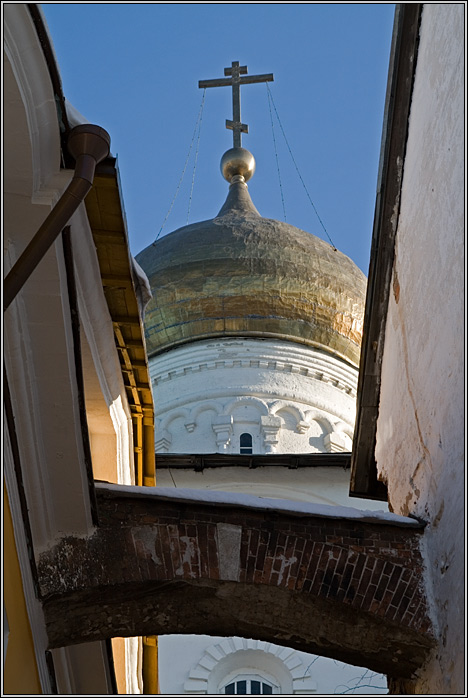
[136,180,367,367]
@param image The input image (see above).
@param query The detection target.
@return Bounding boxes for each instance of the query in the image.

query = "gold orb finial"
[221,147,256,183]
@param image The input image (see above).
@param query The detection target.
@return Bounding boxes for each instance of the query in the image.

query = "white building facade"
[152,338,356,458]
[137,141,388,693]
[372,4,464,693]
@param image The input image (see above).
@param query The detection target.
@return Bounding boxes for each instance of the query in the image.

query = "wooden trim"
[84,164,155,487]
[350,4,423,499]
[154,452,352,470]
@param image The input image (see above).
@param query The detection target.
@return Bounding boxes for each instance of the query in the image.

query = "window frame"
[221,672,279,694]
[239,432,253,455]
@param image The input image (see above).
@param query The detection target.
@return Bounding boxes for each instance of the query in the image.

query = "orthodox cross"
[199,61,274,148]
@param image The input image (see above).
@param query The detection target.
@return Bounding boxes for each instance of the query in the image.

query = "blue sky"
[41,2,395,273]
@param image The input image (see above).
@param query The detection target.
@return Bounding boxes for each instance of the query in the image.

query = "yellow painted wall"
[111,637,127,694]
[3,486,42,695]
[143,636,159,694]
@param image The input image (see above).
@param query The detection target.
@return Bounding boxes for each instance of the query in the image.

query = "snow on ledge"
[95,482,423,528]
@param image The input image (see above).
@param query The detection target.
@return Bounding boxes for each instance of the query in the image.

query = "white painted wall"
[156,465,389,512]
[375,4,464,693]
[153,336,387,691]
[3,6,141,693]
[158,635,387,695]
[152,338,357,455]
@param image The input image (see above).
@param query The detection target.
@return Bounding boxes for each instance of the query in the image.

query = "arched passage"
[38,484,434,679]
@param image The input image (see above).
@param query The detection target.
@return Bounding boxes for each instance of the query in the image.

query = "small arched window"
[223,675,275,694]
[240,432,253,454]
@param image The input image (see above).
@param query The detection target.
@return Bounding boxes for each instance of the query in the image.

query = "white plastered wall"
[154,335,388,693]
[3,4,138,693]
[156,466,389,511]
[71,202,135,487]
[158,634,387,695]
[375,4,464,693]
[151,338,357,455]
[4,2,93,551]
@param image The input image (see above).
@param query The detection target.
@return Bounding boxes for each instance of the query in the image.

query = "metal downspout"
[3,124,110,311]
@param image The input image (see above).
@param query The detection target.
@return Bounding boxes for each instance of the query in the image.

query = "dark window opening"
[225,679,273,694]
[240,432,253,454]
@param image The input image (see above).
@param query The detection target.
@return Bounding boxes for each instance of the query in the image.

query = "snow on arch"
[182,637,317,694]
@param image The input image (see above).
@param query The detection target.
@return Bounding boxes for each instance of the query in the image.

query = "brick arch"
[38,485,434,680]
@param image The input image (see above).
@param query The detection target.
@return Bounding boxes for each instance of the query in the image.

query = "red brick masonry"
[38,485,434,678]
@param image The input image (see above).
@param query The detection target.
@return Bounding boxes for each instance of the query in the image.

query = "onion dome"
[136,148,366,367]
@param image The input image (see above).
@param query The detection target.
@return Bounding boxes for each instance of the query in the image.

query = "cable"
[153,89,206,244]
[187,89,205,224]
[266,84,287,222]
[266,84,337,250]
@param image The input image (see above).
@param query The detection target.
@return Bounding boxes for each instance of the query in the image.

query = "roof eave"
[349,4,423,501]
[85,158,156,487]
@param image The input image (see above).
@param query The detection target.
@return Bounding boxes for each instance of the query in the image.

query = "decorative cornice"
[151,339,358,398]
[153,358,355,396]
[156,388,355,433]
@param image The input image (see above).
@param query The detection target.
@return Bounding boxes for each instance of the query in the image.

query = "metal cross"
[199,61,274,148]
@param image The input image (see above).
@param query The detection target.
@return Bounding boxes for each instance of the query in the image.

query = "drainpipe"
[3,124,111,311]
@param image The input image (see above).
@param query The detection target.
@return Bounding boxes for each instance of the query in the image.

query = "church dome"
[136,176,366,367]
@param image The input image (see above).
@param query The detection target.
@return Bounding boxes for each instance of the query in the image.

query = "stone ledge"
[95,481,424,529]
